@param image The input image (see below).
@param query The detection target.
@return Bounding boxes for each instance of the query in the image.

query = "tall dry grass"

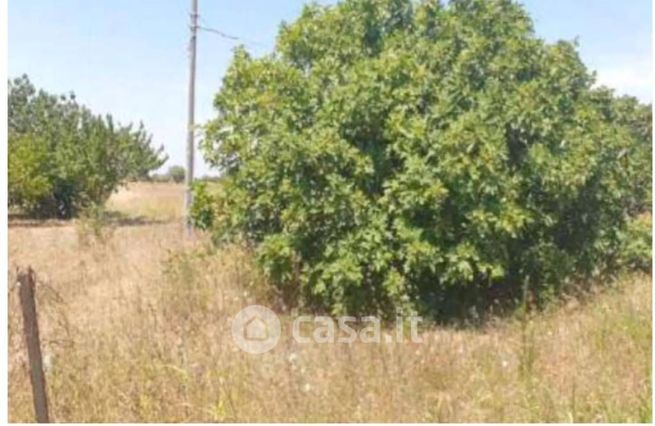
[7,184,652,422]
[105,181,184,222]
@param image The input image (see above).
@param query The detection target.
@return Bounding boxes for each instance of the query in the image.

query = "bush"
[149,166,187,183]
[8,133,52,213]
[198,0,651,318]
[8,75,167,218]
[617,215,652,272]
[190,181,218,230]
[167,165,186,184]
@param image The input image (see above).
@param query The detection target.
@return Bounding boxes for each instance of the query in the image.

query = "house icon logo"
[231,305,281,354]
[244,316,270,341]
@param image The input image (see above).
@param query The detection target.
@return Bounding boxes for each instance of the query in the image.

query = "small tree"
[167,165,186,183]
[198,0,651,318]
[8,75,167,218]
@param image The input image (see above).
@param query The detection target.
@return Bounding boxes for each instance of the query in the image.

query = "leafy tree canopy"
[9,75,167,218]
[198,0,651,318]
[167,165,187,184]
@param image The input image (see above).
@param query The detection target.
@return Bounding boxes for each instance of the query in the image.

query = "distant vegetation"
[194,0,651,319]
[8,75,167,218]
[151,165,186,184]
[167,165,186,183]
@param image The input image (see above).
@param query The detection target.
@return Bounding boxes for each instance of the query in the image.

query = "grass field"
[7,183,652,422]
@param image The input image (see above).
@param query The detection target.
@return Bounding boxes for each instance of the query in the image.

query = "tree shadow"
[8,211,176,229]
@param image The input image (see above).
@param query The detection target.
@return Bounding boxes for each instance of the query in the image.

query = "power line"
[197,17,268,49]
[183,6,268,236]
[198,25,239,41]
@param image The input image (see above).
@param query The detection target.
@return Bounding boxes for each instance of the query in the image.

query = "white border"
[651,0,655,421]
[1,1,653,425]
[1,0,9,423]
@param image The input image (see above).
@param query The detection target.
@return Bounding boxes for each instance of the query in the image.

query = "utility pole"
[184,0,198,236]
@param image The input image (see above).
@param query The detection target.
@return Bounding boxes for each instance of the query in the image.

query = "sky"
[9,0,652,176]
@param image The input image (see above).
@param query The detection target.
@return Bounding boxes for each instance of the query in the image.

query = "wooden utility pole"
[184,0,198,236]
[18,267,50,423]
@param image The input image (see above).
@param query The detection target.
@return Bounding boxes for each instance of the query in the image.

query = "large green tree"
[9,75,167,218]
[198,0,651,318]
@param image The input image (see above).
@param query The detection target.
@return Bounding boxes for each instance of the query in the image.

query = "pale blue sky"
[9,0,652,175]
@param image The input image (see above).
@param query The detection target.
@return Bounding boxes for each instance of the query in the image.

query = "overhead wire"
[197,16,268,49]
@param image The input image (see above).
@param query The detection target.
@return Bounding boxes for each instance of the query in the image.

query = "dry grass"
[7,184,652,422]
[105,181,184,222]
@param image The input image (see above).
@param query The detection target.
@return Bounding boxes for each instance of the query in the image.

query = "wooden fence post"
[18,267,50,423]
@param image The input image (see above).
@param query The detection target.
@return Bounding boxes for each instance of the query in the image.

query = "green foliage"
[150,166,188,183]
[8,133,52,213]
[200,0,651,318]
[8,75,167,218]
[617,215,652,272]
[167,165,186,184]
[190,181,218,231]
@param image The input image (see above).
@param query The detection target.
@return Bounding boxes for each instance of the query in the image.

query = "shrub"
[8,75,167,218]
[198,0,651,318]
[167,165,186,184]
[190,181,217,231]
[8,133,52,213]
[617,215,652,272]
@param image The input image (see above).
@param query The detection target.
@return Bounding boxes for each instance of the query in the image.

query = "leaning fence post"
[18,267,50,423]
